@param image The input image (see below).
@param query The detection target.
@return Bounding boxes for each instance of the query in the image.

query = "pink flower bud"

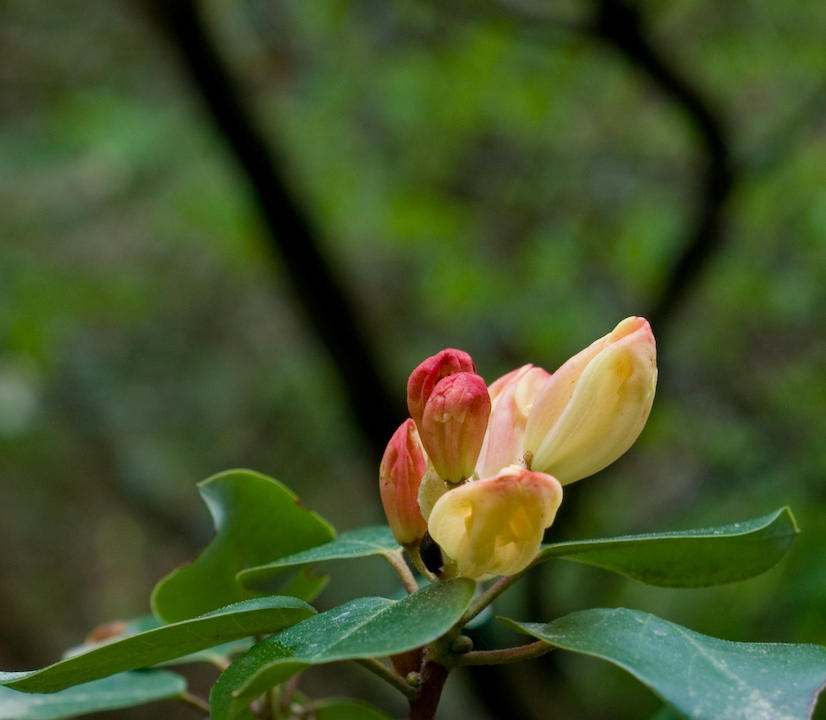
[407,349,476,431]
[427,466,563,579]
[420,372,491,483]
[380,419,429,545]
[475,364,551,479]
[523,317,657,485]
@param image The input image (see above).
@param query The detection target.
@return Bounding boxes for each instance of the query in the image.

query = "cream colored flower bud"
[417,465,450,521]
[427,466,563,579]
[523,316,657,485]
[380,420,429,545]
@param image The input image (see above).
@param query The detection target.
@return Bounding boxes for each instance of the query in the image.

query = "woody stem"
[407,659,449,720]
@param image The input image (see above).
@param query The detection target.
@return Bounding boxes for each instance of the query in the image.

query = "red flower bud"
[407,349,476,431]
[419,372,491,483]
[380,420,429,545]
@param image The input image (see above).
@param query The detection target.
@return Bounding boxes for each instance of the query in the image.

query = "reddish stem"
[408,660,449,720]
[391,647,424,678]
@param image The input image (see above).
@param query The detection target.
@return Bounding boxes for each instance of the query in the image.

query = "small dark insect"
[420,532,444,575]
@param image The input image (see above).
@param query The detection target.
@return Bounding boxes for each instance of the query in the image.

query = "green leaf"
[0,671,186,720]
[501,608,826,720]
[63,615,254,667]
[649,706,687,720]
[537,507,797,587]
[313,698,394,719]
[210,578,477,720]
[238,526,399,589]
[63,615,252,668]
[151,469,336,622]
[1,597,314,693]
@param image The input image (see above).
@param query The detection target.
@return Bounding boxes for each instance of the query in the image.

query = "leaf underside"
[0,672,186,720]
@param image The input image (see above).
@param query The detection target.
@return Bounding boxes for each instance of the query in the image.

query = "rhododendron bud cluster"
[379,318,658,580]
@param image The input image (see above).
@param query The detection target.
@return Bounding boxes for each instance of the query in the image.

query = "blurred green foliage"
[2,0,826,718]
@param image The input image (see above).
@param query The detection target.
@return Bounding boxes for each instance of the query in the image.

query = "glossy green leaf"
[502,608,826,720]
[211,578,477,720]
[238,526,399,589]
[63,615,161,659]
[0,597,314,693]
[537,507,797,587]
[0,671,186,720]
[63,615,253,668]
[151,469,336,622]
[313,698,394,720]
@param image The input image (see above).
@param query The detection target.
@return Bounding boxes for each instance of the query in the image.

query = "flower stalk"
[458,572,524,628]
[383,550,420,594]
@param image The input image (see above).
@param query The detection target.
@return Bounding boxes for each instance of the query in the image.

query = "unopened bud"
[407,349,475,431]
[475,364,550,479]
[450,635,474,654]
[524,317,657,484]
[86,620,128,644]
[427,465,563,579]
[380,420,429,545]
[420,372,491,483]
[417,466,450,521]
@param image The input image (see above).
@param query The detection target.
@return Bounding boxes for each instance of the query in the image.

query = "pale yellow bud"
[523,317,657,485]
[427,466,563,579]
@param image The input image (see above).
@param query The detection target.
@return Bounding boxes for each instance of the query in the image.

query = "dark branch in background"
[134,4,739,720]
[590,0,735,335]
[501,4,736,717]
[144,0,404,465]
[459,0,735,335]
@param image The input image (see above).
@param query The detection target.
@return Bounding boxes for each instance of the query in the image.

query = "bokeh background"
[2,0,826,718]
